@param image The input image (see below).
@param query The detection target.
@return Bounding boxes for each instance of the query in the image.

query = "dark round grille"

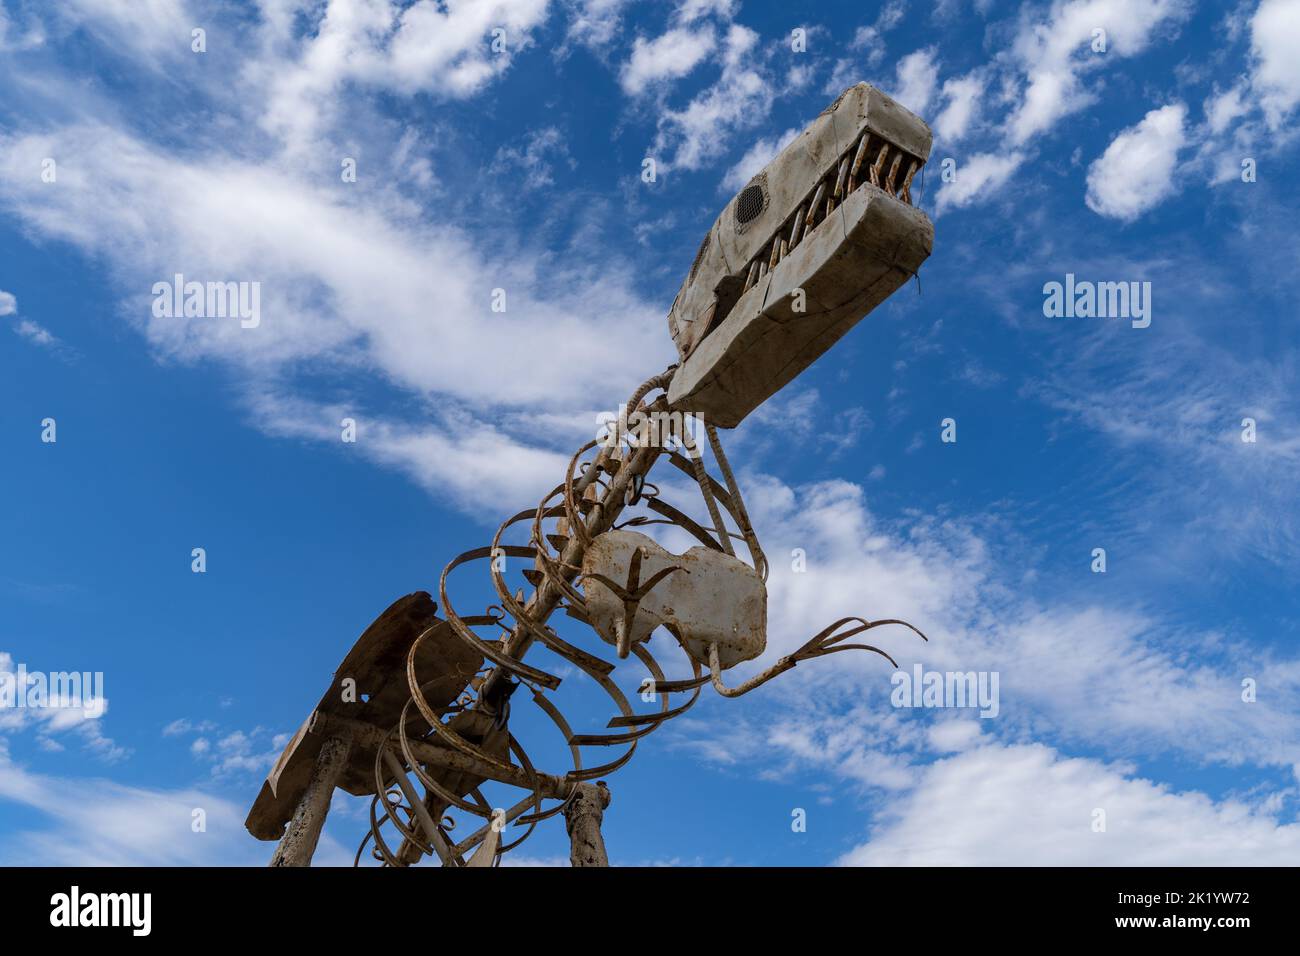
[735,184,765,224]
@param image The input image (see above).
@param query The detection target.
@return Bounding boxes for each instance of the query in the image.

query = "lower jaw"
[668,185,934,429]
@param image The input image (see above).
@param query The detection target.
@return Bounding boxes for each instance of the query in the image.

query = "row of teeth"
[740,133,922,294]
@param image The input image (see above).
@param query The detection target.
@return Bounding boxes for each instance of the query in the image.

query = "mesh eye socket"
[735,184,766,224]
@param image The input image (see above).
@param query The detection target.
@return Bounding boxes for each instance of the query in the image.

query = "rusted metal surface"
[268,726,352,867]
[564,783,611,867]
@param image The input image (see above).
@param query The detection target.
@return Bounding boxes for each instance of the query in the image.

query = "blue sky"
[2,0,1299,866]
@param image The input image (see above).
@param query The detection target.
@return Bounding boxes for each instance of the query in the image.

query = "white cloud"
[13,319,59,347]
[620,26,715,95]
[0,121,672,516]
[822,58,860,97]
[933,71,984,142]
[785,61,814,93]
[720,126,798,192]
[891,48,940,115]
[0,652,123,759]
[875,0,909,31]
[161,716,295,778]
[652,24,775,172]
[0,0,701,527]
[675,0,736,23]
[258,0,551,155]
[500,852,573,866]
[489,126,574,188]
[1184,2,1300,185]
[849,0,908,70]
[56,0,192,58]
[0,737,321,865]
[561,0,633,53]
[1205,82,1250,135]
[0,124,667,407]
[902,0,1192,211]
[1249,0,1300,129]
[1004,0,1192,147]
[163,717,216,736]
[671,476,1300,775]
[839,741,1300,865]
[655,466,1300,865]
[2,286,63,350]
[934,150,1026,214]
[1086,102,1187,221]
[1025,292,1300,569]
[249,388,570,514]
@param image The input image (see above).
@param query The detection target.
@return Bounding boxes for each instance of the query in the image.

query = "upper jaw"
[667,183,933,429]
[668,83,933,367]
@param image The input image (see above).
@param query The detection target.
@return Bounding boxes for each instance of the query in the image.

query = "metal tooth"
[900,160,919,205]
[848,134,869,192]
[824,194,834,218]
[767,236,780,270]
[870,143,889,187]
[849,133,871,177]
[833,156,850,199]
[744,260,759,291]
[778,239,788,262]
[789,205,805,247]
[758,260,768,278]
[885,153,903,194]
[805,183,825,227]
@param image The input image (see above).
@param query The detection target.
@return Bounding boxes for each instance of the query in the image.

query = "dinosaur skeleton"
[247,83,936,867]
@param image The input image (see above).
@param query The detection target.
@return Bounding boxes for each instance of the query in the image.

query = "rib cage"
[355,371,768,866]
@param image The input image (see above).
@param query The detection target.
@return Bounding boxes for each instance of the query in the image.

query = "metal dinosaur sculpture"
[247,82,935,867]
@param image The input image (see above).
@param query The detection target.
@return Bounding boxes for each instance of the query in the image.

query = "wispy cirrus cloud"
[0,736,339,865]
[1,288,62,350]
